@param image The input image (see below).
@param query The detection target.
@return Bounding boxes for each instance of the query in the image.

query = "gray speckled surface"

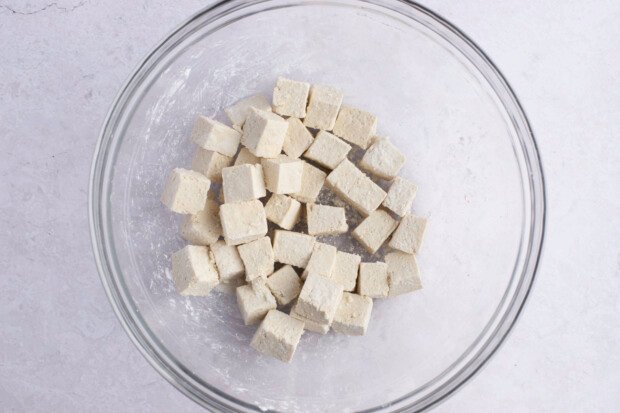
[0,1,618,412]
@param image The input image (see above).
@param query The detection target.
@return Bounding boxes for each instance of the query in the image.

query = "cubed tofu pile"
[161,77,427,363]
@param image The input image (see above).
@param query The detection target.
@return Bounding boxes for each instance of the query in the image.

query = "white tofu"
[222,164,266,203]
[330,251,361,292]
[242,108,288,158]
[238,236,275,282]
[303,130,351,170]
[161,168,211,214]
[191,148,233,183]
[191,116,241,157]
[303,84,343,131]
[332,292,373,336]
[265,194,302,230]
[211,240,245,285]
[225,94,272,131]
[283,117,314,159]
[326,159,386,216]
[236,278,277,325]
[359,139,405,180]
[295,273,343,324]
[352,210,398,254]
[291,161,327,203]
[266,265,302,306]
[302,242,338,280]
[251,309,305,362]
[389,214,427,254]
[383,176,418,217]
[219,200,268,246]
[357,262,389,298]
[171,245,219,296]
[180,199,222,245]
[272,77,310,118]
[261,156,304,194]
[272,230,316,268]
[332,106,377,149]
[234,147,261,166]
[306,203,347,236]
[290,303,330,334]
[386,251,422,296]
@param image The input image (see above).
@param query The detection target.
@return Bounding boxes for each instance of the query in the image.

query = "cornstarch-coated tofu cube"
[332,292,373,336]
[191,116,241,157]
[306,203,347,236]
[303,84,343,131]
[303,130,351,170]
[265,194,302,230]
[238,236,275,281]
[296,273,343,324]
[332,106,377,149]
[389,214,427,254]
[272,230,315,268]
[272,77,310,118]
[251,309,305,362]
[352,210,398,254]
[326,159,386,216]
[180,199,222,245]
[161,168,211,214]
[383,176,418,217]
[242,108,288,158]
[290,303,330,334]
[222,164,266,203]
[359,139,405,180]
[261,156,304,194]
[225,94,272,132]
[211,240,244,285]
[283,118,314,159]
[357,262,388,298]
[266,265,302,306]
[302,242,338,280]
[330,251,361,292]
[191,148,232,183]
[386,251,422,296]
[291,161,327,203]
[172,245,219,296]
[219,200,268,246]
[234,147,261,166]
[236,278,277,325]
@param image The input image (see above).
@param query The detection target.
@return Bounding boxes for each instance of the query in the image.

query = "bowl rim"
[88,0,546,411]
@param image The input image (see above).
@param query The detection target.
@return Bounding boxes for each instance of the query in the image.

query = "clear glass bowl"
[89,0,545,411]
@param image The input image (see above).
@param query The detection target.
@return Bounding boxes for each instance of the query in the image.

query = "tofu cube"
[265,194,302,230]
[290,304,330,334]
[303,130,351,170]
[272,230,315,268]
[172,245,219,296]
[191,116,241,157]
[357,262,389,298]
[332,106,377,149]
[359,139,405,180]
[332,293,373,336]
[225,94,272,132]
[251,309,305,362]
[330,251,361,292]
[386,251,422,296]
[238,236,275,282]
[306,203,347,236]
[283,118,314,159]
[236,278,277,325]
[161,168,211,214]
[291,161,327,203]
[242,108,288,158]
[219,200,268,245]
[326,159,386,216]
[211,240,245,285]
[352,210,398,254]
[303,84,343,131]
[383,177,418,217]
[295,273,343,324]
[266,265,302,306]
[180,199,222,245]
[272,77,310,118]
[191,148,233,183]
[234,147,261,166]
[222,164,266,203]
[302,242,338,280]
[261,156,304,194]
[389,214,427,254]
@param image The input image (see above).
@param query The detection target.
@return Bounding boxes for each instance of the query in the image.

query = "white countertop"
[1,0,618,411]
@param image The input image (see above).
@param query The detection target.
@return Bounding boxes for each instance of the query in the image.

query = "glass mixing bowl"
[89,0,545,411]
